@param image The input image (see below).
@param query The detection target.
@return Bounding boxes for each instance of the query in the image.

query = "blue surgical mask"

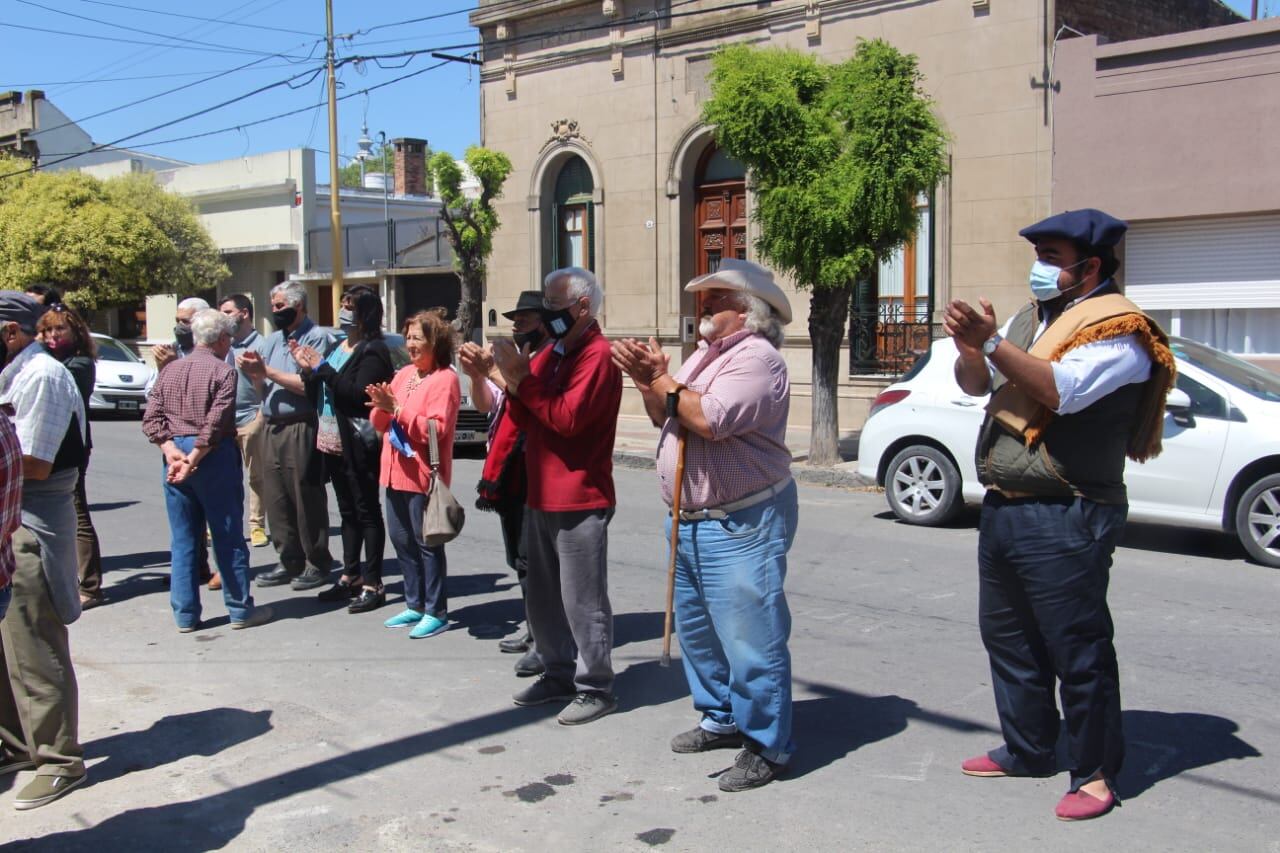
[1029,258,1089,302]
[338,308,356,335]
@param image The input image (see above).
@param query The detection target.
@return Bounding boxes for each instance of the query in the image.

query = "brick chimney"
[392,137,428,196]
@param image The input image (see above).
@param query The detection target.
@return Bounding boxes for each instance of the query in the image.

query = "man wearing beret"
[945,209,1175,821]
[612,258,799,792]
[0,291,88,810]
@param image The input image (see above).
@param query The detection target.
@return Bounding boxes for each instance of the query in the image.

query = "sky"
[2,0,484,172]
[1,0,1271,175]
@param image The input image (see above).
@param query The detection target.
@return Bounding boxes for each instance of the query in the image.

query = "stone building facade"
[469,0,1241,426]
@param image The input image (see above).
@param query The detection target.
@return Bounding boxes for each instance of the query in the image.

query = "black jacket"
[303,338,395,469]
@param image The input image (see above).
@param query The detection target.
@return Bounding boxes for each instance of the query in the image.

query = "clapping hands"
[610,337,669,392]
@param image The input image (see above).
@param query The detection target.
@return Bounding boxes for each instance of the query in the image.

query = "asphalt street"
[1,419,1277,852]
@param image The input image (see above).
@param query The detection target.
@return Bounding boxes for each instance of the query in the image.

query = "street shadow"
[448,597,525,639]
[83,708,273,788]
[102,550,172,572]
[1117,523,1245,565]
[786,680,998,781]
[614,610,664,648]
[1117,709,1267,802]
[614,659,690,714]
[100,571,169,606]
[448,572,513,598]
[87,500,138,513]
[10,702,559,852]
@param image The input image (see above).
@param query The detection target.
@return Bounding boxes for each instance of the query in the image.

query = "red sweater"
[507,323,621,511]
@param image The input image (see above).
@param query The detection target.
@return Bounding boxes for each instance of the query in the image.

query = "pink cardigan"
[369,364,460,494]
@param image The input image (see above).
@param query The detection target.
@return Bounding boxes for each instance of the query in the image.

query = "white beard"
[698,317,716,340]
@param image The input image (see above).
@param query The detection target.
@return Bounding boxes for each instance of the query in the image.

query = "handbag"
[316,413,343,455]
[422,418,465,546]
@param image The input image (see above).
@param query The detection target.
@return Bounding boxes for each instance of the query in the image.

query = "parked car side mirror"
[1165,387,1195,428]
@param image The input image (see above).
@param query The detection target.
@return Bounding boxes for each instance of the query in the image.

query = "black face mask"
[174,324,194,352]
[271,307,297,331]
[544,307,577,340]
[513,328,545,351]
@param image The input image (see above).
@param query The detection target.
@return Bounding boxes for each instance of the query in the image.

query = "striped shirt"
[656,330,791,510]
[0,410,22,590]
[142,347,238,448]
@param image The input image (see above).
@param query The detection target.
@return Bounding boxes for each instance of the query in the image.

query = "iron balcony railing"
[849,302,935,378]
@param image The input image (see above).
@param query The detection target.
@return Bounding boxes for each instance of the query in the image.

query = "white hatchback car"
[858,335,1280,568]
[89,333,156,415]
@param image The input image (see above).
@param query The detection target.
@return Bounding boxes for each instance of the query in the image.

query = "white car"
[858,335,1280,568]
[89,333,155,415]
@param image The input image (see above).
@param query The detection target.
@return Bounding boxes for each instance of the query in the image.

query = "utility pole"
[325,0,344,323]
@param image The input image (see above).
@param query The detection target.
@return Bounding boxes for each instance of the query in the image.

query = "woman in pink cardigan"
[366,310,460,639]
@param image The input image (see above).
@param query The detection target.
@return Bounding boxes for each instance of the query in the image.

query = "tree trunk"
[808,284,853,467]
[454,265,481,344]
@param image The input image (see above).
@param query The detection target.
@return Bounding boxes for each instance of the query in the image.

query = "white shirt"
[0,342,87,463]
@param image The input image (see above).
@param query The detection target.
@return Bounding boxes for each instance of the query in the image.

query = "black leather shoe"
[318,580,359,602]
[499,631,532,654]
[290,567,329,591]
[348,587,385,613]
[256,566,296,587]
[514,648,544,677]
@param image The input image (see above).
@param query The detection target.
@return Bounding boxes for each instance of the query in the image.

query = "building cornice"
[470,0,595,27]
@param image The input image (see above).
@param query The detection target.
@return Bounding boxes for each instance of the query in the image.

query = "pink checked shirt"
[656,330,791,510]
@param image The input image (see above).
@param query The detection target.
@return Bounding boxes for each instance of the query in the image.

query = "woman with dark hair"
[293,288,395,612]
[367,310,459,640]
[35,304,105,609]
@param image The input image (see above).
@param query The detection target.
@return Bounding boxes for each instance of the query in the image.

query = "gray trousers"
[261,419,332,573]
[525,508,614,694]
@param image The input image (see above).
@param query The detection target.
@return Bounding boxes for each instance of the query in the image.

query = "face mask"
[338,309,356,334]
[174,324,194,351]
[1029,258,1089,302]
[46,338,76,359]
[545,302,581,340]
[512,328,545,351]
[271,307,297,331]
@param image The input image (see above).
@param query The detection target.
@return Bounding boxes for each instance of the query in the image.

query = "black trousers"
[977,492,1128,791]
[325,444,384,586]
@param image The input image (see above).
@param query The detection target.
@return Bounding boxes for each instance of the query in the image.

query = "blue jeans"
[385,488,447,618]
[670,479,799,765]
[162,437,254,628]
[0,585,9,622]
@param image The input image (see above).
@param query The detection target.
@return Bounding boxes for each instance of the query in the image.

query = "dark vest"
[51,414,86,474]
[976,303,1139,505]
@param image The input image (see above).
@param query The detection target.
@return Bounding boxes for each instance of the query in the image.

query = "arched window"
[552,156,595,271]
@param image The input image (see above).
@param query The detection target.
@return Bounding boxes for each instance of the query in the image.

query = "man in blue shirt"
[239,282,336,591]
[219,294,269,549]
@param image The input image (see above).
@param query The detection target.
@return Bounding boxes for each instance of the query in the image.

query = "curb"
[612,450,877,490]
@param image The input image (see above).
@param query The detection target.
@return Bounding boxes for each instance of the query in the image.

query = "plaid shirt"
[0,410,22,590]
[0,342,85,464]
[143,347,238,448]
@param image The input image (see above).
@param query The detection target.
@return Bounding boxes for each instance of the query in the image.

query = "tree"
[0,156,228,310]
[702,40,949,466]
[338,142,433,194]
[427,146,512,338]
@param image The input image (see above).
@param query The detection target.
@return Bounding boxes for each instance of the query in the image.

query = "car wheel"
[885,444,963,526]
[1234,472,1280,568]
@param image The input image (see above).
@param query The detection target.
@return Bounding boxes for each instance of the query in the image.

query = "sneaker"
[670,726,744,754]
[318,579,360,602]
[558,691,618,726]
[384,608,425,628]
[249,527,269,548]
[290,566,329,591]
[513,648,544,678]
[347,587,385,613]
[13,772,87,810]
[718,749,783,792]
[499,631,531,654]
[0,750,35,776]
[256,566,297,588]
[409,614,448,639]
[231,606,273,630]
[512,675,577,707]
[177,623,199,634]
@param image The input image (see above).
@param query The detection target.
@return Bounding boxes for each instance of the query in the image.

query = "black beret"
[1019,208,1128,249]
[0,291,45,333]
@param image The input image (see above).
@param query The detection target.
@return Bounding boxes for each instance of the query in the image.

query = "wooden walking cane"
[662,390,687,668]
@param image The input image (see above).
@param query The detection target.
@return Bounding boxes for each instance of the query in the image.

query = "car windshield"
[1170,337,1280,403]
[95,338,140,363]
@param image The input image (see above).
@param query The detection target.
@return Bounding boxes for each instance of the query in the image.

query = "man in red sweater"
[492,267,622,726]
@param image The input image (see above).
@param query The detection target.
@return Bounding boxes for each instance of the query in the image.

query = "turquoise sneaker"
[409,614,448,639]
[384,608,424,628]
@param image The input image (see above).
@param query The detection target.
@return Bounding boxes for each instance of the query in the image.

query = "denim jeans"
[163,437,254,628]
[670,479,799,765]
[384,488,447,618]
[0,585,9,622]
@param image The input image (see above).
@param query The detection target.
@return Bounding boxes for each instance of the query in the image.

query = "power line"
[71,0,322,37]
[0,20,314,59]
[1,62,314,86]
[355,5,474,36]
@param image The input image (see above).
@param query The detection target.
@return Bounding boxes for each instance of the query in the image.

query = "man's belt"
[264,412,316,426]
[676,477,792,521]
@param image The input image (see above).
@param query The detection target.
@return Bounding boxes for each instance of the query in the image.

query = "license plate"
[455,430,476,443]
[117,400,139,411]
[460,395,471,408]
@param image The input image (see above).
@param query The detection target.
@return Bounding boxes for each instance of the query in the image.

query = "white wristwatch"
[982,333,1003,357]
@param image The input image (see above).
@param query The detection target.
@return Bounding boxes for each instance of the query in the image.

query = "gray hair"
[270,281,308,309]
[177,297,211,313]
[190,308,235,346]
[545,267,602,318]
[741,293,785,349]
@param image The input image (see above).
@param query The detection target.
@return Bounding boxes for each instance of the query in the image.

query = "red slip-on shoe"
[961,754,1011,777]
[1055,788,1116,821]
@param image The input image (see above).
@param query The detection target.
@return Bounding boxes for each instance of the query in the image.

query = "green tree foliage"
[0,156,228,310]
[703,40,949,465]
[428,146,512,336]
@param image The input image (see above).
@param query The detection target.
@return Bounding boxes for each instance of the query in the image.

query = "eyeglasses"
[49,303,69,314]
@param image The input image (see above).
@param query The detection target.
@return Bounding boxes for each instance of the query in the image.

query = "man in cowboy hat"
[459,291,551,678]
[612,258,799,792]
[946,208,1174,821]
